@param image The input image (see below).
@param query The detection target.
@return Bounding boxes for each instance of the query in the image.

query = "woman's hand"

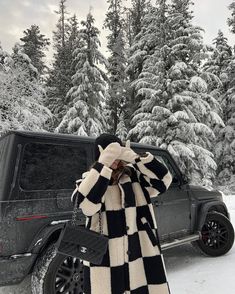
[97,142,122,167]
[117,140,139,163]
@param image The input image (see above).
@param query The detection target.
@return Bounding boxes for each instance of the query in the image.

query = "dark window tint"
[134,148,177,180]
[0,137,8,176]
[0,136,10,196]
[155,154,177,179]
[19,143,87,191]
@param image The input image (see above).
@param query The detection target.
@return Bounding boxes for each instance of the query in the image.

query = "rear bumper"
[0,253,37,286]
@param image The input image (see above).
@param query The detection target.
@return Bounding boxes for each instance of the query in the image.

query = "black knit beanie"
[94,133,123,161]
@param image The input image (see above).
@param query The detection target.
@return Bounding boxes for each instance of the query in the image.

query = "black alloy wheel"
[31,242,85,294]
[53,255,84,293]
[196,212,234,257]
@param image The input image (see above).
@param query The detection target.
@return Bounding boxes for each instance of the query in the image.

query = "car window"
[154,154,177,180]
[0,136,10,197]
[134,148,178,182]
[19,142,87,191]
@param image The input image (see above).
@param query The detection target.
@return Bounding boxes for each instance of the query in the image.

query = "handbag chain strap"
[72,190,103,234]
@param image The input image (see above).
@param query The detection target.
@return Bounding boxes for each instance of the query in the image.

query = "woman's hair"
[88,160,133,180]
[88,151,148,182]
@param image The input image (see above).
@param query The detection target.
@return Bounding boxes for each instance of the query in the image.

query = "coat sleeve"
[132,151,173,198]
[70,161,113,216]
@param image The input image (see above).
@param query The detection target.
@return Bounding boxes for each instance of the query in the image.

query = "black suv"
[0,130,234,294]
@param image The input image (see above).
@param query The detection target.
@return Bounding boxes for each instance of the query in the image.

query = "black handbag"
[56,190,109,265]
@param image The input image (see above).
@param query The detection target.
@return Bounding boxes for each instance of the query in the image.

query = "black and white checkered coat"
[71,151,173,294]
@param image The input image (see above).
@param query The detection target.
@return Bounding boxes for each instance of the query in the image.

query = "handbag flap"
[61,223,108,253]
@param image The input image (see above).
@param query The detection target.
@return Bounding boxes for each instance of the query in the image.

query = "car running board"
[161,232,201,251]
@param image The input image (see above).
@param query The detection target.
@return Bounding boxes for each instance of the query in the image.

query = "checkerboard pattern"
[71,151,172,294]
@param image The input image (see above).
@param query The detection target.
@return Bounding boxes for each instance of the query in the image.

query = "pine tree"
[127,0,171,141]
[55,12,108,136]
[214,6,235,192]
[0,44,53,135]
[203,30,232,94]
[64,14,80,104]
[0,43,3,68]
[126,1,165,125]
[46,0,73,128]
[103,0,128,134]
[228,1,235,34]
[0,43,8,71]
[202,30,233,173]
[20,24,50,76]
[128,0,224,187]
[12,43,38,79]
[215,54,235,192]
[116,112,129,141]
[67,14,80,60]
[123,0,151,47]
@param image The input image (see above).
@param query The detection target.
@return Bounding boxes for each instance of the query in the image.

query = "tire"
[31,242,85,294]
[194,212,235,257]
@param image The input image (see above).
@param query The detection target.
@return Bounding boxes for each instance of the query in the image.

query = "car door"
[152,153,191,241]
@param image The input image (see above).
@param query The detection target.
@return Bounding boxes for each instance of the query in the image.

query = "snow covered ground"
[165,194,235,294]
[0,195,234,294]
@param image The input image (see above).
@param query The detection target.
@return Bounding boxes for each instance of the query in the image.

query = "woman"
[71,133,173,294]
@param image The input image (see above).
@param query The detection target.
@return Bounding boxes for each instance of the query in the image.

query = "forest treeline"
[0,0,234,191]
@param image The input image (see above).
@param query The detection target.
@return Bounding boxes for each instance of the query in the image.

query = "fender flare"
[197,200,229,231]
[28,221,68,255]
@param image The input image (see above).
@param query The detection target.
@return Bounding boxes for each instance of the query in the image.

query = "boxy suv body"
[0,130,234,293]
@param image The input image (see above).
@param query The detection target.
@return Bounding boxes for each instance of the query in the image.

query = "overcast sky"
[1,0,235,65]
